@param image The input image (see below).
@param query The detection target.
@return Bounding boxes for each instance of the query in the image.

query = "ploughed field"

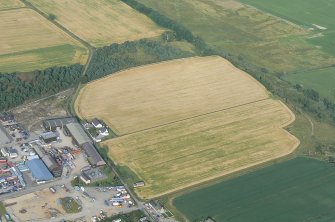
[0,8,88,73]
[28,0,165,47]
[174,157,335,222]
[75,56,299,199]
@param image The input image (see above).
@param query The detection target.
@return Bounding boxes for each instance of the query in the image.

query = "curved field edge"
[75,56,299,199]
[75,56,271,134]
[164,153,297,222]
[171,157,335,222]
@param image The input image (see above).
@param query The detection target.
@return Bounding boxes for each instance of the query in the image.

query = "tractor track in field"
[20,0,94,77]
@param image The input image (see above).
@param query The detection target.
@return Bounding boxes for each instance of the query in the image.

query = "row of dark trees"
[83,39,191,82]
[121,0,214,55]
[0,64,82,110]
[0,39,191,111]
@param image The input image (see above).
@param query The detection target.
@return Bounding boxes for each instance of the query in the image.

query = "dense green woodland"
[0,39,191,110]
[83,39,191,82]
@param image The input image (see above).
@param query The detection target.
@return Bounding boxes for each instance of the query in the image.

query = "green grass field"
[239,0,335,56]
[173,157,335,222]
[139,0,334,73]
[0,44,86,73]
[287,67,335,102]
[238,0,335,101]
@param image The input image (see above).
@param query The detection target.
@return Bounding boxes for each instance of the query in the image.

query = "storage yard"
[27,0,165,47]
[0,110,139,221]
[76,56,299,199]
[0,8,88,73]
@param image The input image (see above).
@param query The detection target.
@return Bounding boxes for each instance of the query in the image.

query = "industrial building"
[43,117,77,131]
[42,155,62,177]
[40,131,59,143]
[65,123,91,146]
[27,159,53,181]
[82,142,106,167]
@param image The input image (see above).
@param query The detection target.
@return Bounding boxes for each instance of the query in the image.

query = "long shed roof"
[66,123,91,146]
[82,142,106,166]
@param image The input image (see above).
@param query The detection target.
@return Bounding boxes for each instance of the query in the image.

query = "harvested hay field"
[28,0,165,47]
[0,8,88,73]
[103,99,298,199]
[76,56,299,199]
[0,0,24,10]
[76,56,269,134]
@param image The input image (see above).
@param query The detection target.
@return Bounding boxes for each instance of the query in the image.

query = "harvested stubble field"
[28,0,165,47]
[76,56,299,199]
[0,8,88,73]
[76,56,270,134]
[0,0,24,10]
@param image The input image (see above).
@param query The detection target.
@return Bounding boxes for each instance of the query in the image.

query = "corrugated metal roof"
[43,117,77,130]
[66,123,91,145]
[27,159,53,181]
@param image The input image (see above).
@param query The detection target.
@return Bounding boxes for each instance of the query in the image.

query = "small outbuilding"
[40,132,59,144]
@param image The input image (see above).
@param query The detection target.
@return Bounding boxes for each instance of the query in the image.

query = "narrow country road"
[20,0,95,77]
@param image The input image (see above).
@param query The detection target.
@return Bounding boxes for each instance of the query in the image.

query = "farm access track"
[113,97,276,137]
[20,0,94,77]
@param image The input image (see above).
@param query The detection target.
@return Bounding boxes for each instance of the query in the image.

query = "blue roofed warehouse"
[27,159,53,181]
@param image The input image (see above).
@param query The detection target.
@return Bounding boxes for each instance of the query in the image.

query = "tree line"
[121,0,214,55]
[0,39,192,111]
[0,64,82,110]
[83,39,192,82]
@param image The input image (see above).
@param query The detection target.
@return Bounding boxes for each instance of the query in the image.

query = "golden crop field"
[103,99,298,199]
[28,0,165,47]
[75,56,269,134]
[0,0,24,10]
[76,56,299,199]
[0,8,88,73]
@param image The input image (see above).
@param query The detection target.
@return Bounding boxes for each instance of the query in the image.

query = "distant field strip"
[76,56,299,199]
[0,0,24,10]
[28,0,165,47]
[0,8,88,73]
[76,56,269,134]
[138,0,334,72]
